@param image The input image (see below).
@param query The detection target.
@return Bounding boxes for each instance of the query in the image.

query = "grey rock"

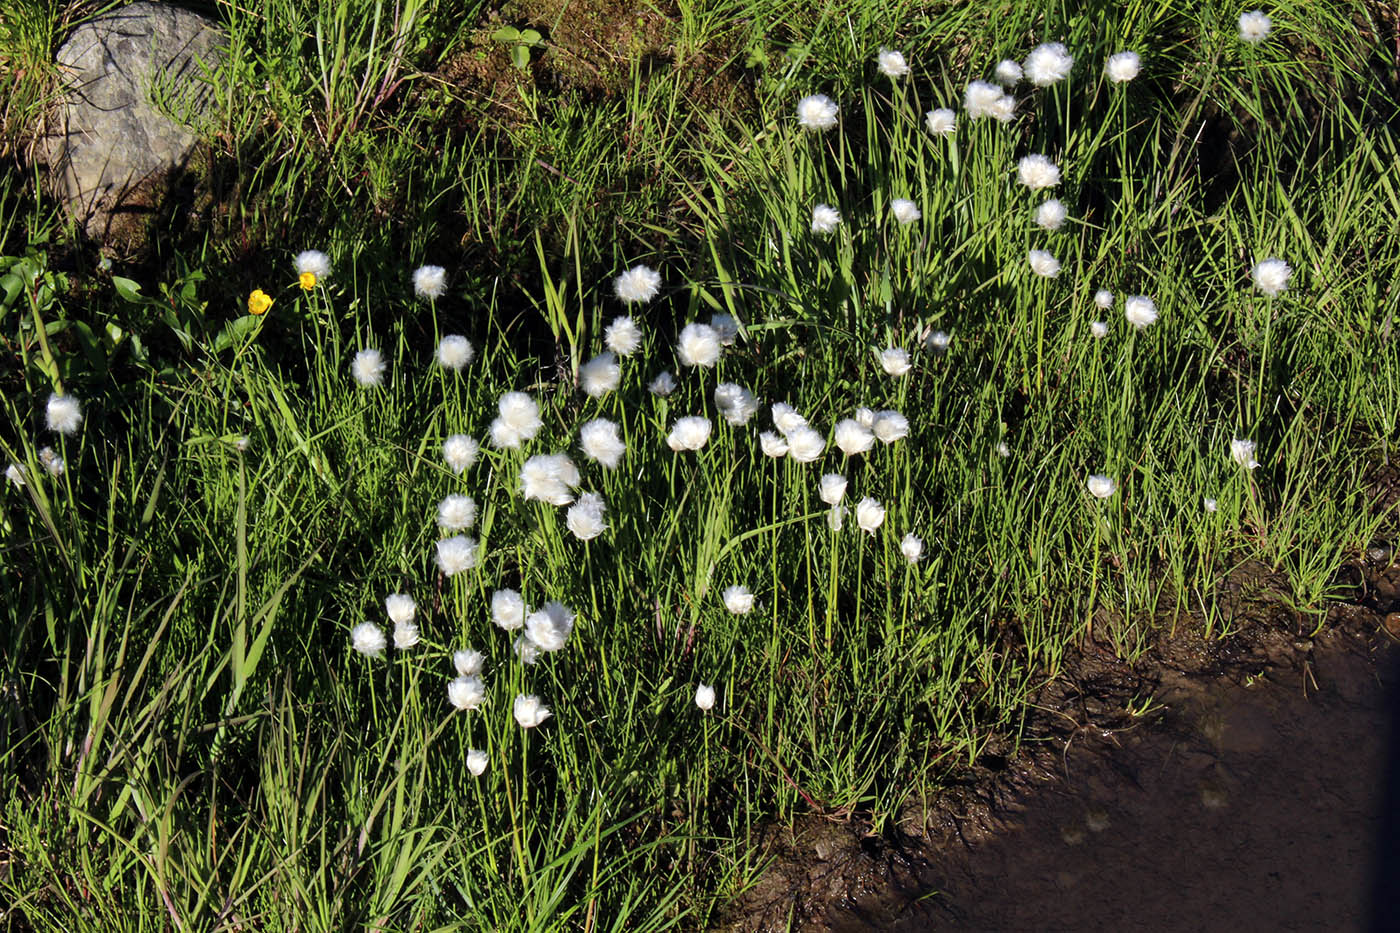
[42,2,226,249]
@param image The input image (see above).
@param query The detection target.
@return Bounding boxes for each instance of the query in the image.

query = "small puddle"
[823,635,1399,932]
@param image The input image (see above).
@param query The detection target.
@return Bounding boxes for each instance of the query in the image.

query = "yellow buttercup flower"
[248,289,273,315]
[299,271,317,291]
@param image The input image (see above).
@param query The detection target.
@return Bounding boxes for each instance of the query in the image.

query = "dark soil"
[723,550,1400,932]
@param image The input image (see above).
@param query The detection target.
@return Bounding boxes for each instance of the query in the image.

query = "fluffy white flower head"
[715,383,759,426]
[39,447,65,476]
[772,403,808,435]
[872,410,909,443]
[1090,321,1110,340]
[1086,475,1117,499]
[1231,437,1260,470]
[579,352,621,398]
[443,434,479,474]
[1094,289,1114,310]
[1017,154,1061,190]
[891,199,921,225]
[901,533,924,563]
[796,94,839,131]
[436,536,479,576]
[964,81,1016,122]
[436,335,474,370]
[437,494,477,531]
[879,347,912,376]
[877,48,909,78]
[45,394,83,435]
[676,323,721,368]
[491,589,526,631]
[1034,199,1068,231]
[605,316,643,356]
[759,431,789,458]
[710,314,740,346]
[490,392,542,448]
[294,250,331,279]
[833,419,875,457]
[786,425,825,463]
[466,748,489,775]
[827,504,846,531]
[649,371,677,396]
[614,264,661,304]
[412,264,447,300]
[1028,249,1061,278]
[385,593,416,626]
[995,59,1023,85]
[926,330,951,352]
[520,453,580,505]
[695,684,717,711]
[579,418,625,469]
[1106,51,1142,83]
[5,463,25,488]
[513,694,552,728]
[453,649,484,677]
[448,676,486,711]
[1024,41,1073,86]
[723,584,755,615]
[855,497,886,535]
[352,349,385,387]
[1252,258,1291,297]
[351,622,386,658]
[925,108,956,135]
[667,416,712,452]
[811,204,842,234]
[1204,497,1219,513]
[1124,295,1158,329]
[1238,10,1272,44]
[524,601,576,653]
[566,491,608,541]
[392,622,420,650]
[819,473,847,506]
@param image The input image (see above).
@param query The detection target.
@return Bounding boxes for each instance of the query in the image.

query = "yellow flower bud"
[298,271,317,291]
[247,289,273,315]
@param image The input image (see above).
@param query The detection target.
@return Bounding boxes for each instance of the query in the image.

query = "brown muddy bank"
[726,553,1400,932]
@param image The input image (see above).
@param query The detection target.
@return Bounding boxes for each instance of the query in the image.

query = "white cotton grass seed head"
[1204,497,1219,513]
[855,497,886,535]
[1024,41,1073,86]
[453,649,484,677]
[879,347,912,376]
[877,48,909,78]
[491,589,526,631]
[811,204,842,234]
[294,250,331,280]
[1094,289,1114,310]
[796,94,839,130]
[5,463,25,488]
[604,315,643,356]
[448,675,486,711]
[891,199,921,225]
[926,330,951,352]
[412,264,447,300]
[38,447,64,477]
[819,473,847,506]
[759,431,789,457]
[1028,249,1061,278]
[579,418,626,469]
[1252,258,1292,297]
[614,264,661,304]
[854,407,875,428]
[519,453,580,505]
[1086,475,1117,499]
[710,314,740,346]
[490,391,542,448]
[996,441,1011,458]
[442,434,479,474]
[772,403,808,435]
[1106,51,1142,83]
[352,349,385,387]
[786,425,825,463]
[385,593,416,626]
[873,410,910,444]
[723,584,755,615]
[524,602,576,654]
[827,504,846,531]
[1017,154,1061,190]
[1238,10,1272,44]
[513,635,541,665]
[466,748,489,775]
[1091,321,1110,339]
[964,81,1016,122]
[1124,295,1158,329]
[46,394,83,435]
[436,536,479,576]
[667,416,712,452]
[901,532,924,563]
[995,58,1023,86]
[648,371,677,396]
[351,622,386,658]
[715,383,759,426]
[676,322,721,368]
[513,694,552,728]
[925,108,956,135]
[1231,437,1260,470]
[833,419,876,457]
[579,352,621,397]
[436,335,474,370]
[1034,199,1068,231]
[392,621,420,650]
[695,684,716,711]
[566,491,608,541]
[437,494,477,531]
